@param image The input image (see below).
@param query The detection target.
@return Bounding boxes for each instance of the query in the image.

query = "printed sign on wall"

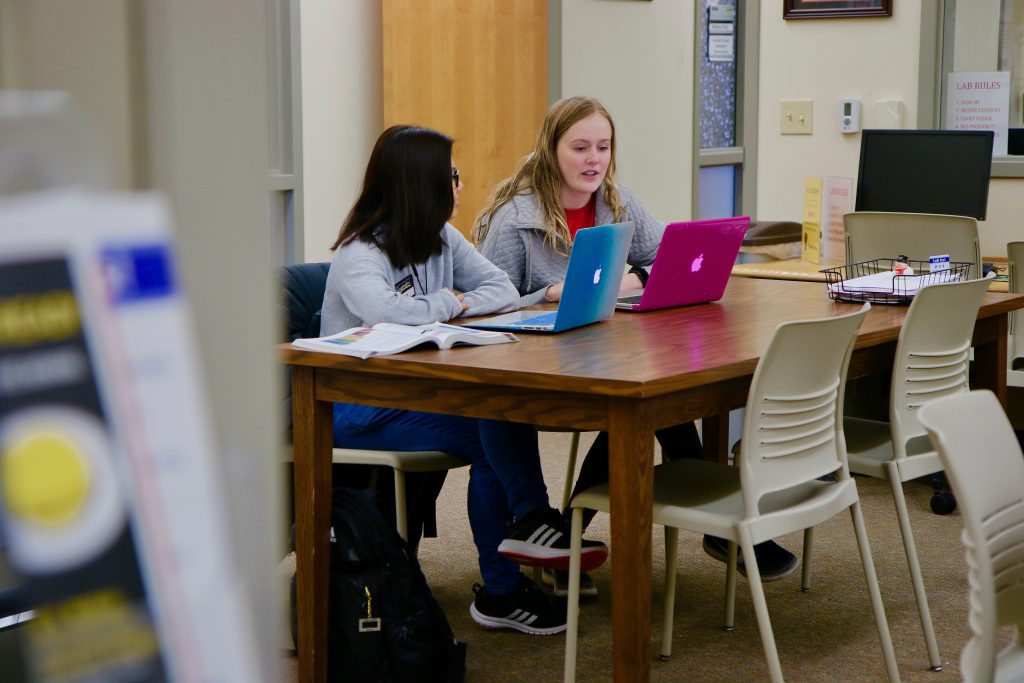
[821,176,853,265]
[947,71,1011,155]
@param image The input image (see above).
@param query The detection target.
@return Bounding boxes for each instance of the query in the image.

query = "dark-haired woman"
[322,124,607,636]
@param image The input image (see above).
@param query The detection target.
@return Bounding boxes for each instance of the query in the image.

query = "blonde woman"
[474,96,797,595]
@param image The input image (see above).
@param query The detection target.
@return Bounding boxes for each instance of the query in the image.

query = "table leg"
[608,400,654,682]
[701,413,731,464]
[972,314,1009,406]
[292,367,333,683]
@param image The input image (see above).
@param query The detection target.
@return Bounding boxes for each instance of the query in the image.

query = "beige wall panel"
[383,0,547,237]
[0,0,138,189]
[301,0,383,262]
[560,0,695,223]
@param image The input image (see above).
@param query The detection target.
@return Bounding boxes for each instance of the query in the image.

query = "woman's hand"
[544,282,565,302]
[620,272,644,292]
[444,288,470,312]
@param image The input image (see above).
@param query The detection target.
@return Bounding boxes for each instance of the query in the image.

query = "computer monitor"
[854,129,994,220]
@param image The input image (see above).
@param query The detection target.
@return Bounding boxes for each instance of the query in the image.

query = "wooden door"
[383,0,547,238]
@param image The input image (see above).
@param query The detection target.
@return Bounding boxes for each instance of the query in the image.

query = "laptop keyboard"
[512,312,558,327]
[617,295,642,305]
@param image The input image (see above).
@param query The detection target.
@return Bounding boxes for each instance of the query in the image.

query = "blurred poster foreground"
[0,191,261,683]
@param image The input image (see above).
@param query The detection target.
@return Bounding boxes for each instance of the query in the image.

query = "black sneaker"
[469,575,567,635]
[541,567,598,598]
[497,508,608,572]
[702,534,798,582]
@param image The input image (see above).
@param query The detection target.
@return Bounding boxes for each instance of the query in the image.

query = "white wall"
[757,1,924,223]
[982,180,1024,256]
[560,0,695,222]
[299,0,383,263]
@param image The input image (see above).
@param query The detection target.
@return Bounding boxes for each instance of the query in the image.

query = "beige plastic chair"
[844,211,982,278]
[843,275,993,671]
[1009,241,1024,373]
[918,391,1024,683]
[282,262,469,548]
[322,448,466,544]
[564,304,901,683]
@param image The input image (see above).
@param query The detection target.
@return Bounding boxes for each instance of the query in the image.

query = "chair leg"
[849,500,901,683]
[661,526,679,660]
[739,527,784,683]
[393,468,408,543]
[800,527,813,592]
[564,507,585,683]
[560,432,581,512]
[888,471,942,670]
[724,540,738,630]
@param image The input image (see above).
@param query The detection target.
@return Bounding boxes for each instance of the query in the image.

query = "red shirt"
[564,195,597,240]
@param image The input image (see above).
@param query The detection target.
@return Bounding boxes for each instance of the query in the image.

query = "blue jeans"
[333,404,549,595]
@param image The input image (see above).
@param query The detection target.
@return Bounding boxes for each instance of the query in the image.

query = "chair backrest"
[918,391,1024,683]
[280,262,331,432]
[739,303,870,512]
[1010,241,1024,371]
[281,262,332,341]
[844,211,982,279]
[888,276,991,457]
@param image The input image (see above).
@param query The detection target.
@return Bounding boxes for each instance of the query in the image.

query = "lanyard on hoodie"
[410,263,427,295]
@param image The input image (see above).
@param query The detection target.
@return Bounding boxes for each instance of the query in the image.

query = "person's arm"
[447,227,519,316]
[476,203,529,293]
[334,241,462,325]
[621,266,648,292]
[620,185,665,268]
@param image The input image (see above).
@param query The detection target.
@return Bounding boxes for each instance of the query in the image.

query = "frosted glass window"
[699,0,738,149]
[1000,0,1024,128]
[698,165,736,219]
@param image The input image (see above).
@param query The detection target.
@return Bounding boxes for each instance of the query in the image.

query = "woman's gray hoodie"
[321,223,519,334]
[477,184,665,306]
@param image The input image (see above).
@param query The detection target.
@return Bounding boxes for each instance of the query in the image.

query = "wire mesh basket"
[820,258,972,304]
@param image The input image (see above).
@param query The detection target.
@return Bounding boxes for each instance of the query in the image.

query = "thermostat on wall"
[840,99,861,133]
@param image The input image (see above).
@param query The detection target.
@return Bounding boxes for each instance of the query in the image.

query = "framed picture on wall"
[783,0,892,20]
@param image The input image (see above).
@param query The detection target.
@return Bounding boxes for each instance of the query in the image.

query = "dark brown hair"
[332,125,455,269]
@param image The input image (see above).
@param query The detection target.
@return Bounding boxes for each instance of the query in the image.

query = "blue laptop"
[466,221,635,333]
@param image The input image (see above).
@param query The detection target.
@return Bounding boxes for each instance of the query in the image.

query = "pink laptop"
[616,215,750,312]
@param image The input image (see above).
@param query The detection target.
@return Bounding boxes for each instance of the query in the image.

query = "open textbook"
[292,322,518,358]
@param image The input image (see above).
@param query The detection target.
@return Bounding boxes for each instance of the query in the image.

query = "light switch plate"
[781,99,813,135]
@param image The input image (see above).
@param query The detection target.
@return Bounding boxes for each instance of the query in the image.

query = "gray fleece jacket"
[477,184,665,306]
[321,223,519,335]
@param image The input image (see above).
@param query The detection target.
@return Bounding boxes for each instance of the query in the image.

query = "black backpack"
[313,487,466,683]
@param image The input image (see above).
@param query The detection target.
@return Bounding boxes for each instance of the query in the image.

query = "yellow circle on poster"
[2,431,91,526]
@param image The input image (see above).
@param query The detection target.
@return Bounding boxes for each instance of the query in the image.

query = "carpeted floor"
[282,430,1012,682]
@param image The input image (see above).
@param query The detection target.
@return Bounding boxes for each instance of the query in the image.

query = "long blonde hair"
[472,96,626,256]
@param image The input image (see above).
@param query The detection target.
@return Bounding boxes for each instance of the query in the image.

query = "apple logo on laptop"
[691,253,704,272]
[593,265,602,284]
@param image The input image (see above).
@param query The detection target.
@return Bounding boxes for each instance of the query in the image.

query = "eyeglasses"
[452,167,460,187]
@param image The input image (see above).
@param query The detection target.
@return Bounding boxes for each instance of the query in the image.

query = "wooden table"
[283,277,1024,683]
[732,257,1010,292]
